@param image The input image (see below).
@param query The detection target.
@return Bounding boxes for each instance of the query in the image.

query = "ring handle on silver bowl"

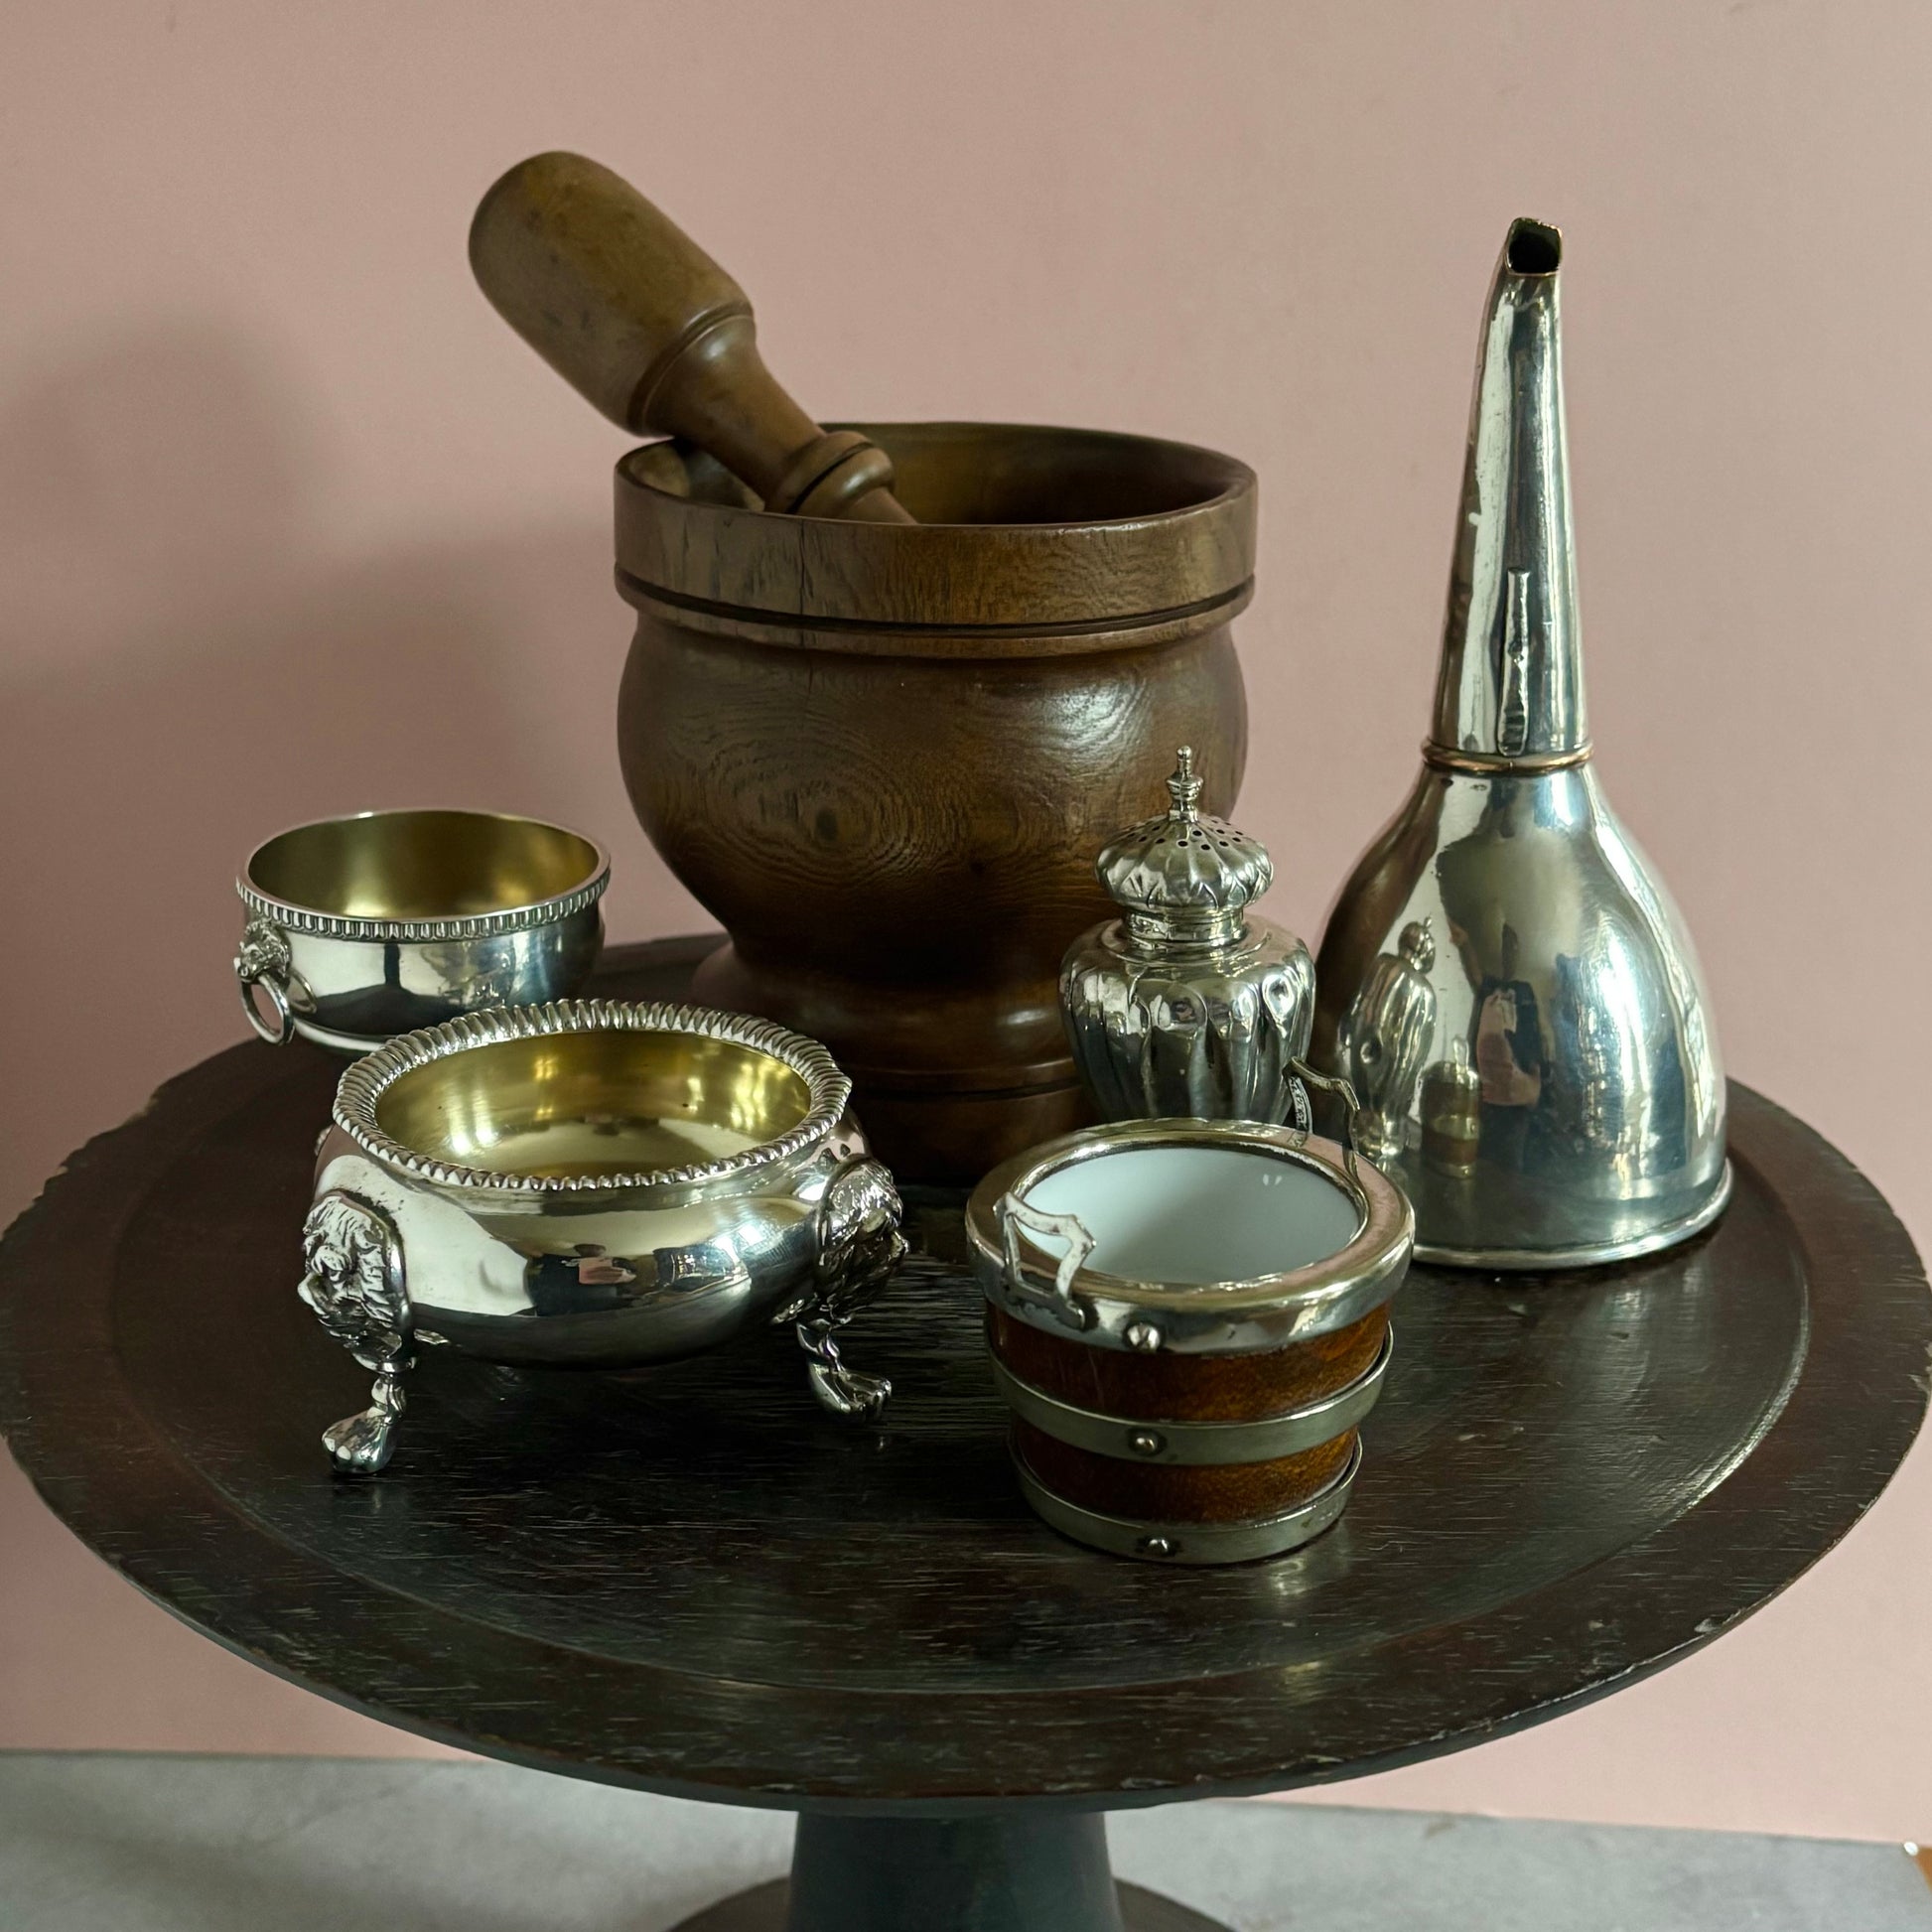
[997,1195,1097,1332]
[234,918,296,1046]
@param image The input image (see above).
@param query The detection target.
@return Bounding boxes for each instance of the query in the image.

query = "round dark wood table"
[2,938,1926,1932]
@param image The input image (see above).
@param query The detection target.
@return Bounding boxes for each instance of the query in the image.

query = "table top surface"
[1,938,1925,1815]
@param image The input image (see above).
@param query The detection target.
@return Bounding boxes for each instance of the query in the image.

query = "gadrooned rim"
[966,1118,1415,1323]
[332,999,851,1195]
[238,810,611,943]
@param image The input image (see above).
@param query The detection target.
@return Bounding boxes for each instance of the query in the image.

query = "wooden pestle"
[470,153,913,524]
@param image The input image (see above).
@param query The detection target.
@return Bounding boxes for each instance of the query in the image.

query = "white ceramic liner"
[1022,1144,1364,1286]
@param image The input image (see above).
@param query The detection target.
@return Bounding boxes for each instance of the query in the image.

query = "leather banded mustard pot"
[966,1119,1413,1565]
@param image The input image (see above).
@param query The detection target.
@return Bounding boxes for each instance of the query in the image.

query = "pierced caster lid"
[1095,748,1273,937]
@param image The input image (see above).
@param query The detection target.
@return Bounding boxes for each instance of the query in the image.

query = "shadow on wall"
[0,321,667,1220]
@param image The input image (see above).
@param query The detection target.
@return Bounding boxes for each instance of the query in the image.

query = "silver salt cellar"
[1059,748,1315,1124]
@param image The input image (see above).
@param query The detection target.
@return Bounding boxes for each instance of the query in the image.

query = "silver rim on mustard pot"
[965,1112,1413,1565]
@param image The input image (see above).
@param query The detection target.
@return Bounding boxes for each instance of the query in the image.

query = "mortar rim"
[614,419,1257,635]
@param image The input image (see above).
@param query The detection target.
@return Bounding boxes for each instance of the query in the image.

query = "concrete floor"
[2,1753,1927,1931]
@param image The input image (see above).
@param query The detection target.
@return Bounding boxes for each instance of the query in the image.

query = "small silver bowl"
[234,809,608,1052]
[299,999,905,1473]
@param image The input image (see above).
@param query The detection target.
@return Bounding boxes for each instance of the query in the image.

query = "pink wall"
[4,1,1929,1841]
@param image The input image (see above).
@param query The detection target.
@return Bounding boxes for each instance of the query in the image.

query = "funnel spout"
[1313,216,1728,1269]
[1431,216,1587,760]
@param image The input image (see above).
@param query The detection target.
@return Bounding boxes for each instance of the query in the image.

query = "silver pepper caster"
[1060,748,1317,1125]
[1311,217,1729,1269]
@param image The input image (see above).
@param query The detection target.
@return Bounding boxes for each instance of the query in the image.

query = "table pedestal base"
[667,1813,1230,1932]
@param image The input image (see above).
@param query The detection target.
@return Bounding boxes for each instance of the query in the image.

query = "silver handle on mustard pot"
[1290,1056,1368,1185]
[997,1195,1097,1331]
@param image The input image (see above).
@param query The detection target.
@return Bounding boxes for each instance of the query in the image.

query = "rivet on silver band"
[992,1327,1393,1467]
[1013,1438,1364,1567]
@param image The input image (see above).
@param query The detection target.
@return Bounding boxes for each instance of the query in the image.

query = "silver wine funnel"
[1311,216,1729,1269]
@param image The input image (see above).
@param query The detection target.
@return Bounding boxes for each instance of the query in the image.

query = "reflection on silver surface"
[1313,218,1727,1269]
[966,1116,1413,1356]
[1334,919,1438,1162]
[1060,748,1316,1125]
[299,1001,904,1470]
[1420,1040,1481,1179]
[235,809,609,1053]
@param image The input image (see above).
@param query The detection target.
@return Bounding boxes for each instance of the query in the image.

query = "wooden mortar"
[614,425,1255,1181]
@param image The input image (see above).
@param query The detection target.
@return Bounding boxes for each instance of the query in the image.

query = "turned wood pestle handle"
[470,152,912,524]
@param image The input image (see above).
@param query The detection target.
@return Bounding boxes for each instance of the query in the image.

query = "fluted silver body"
[1062,915,1315,1123]
[1061,749,1315,1124]
[1312,218,1728,1269]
